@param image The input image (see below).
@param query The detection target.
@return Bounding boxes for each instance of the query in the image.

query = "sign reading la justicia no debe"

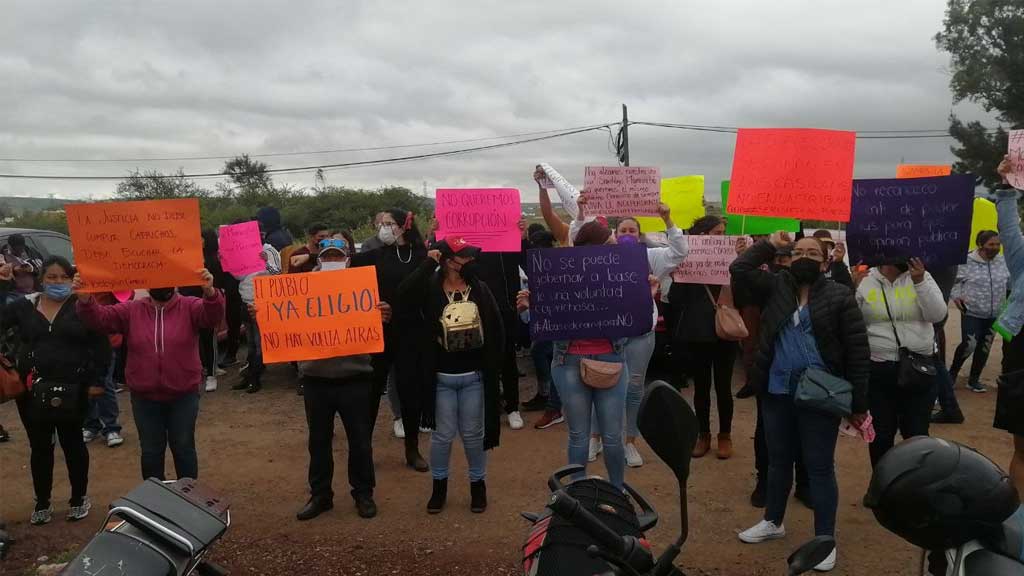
[527,244,653,342]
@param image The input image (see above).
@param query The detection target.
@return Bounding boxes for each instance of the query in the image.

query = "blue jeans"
[430,372,487,482]
[949,315,997,385]
[590,331,656,438]
[762,392,840,536]
[531,341,561,411]
[553,351,629,488]
[85,348,122,435]
[131,392,200,481]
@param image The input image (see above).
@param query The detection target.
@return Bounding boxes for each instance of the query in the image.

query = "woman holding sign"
[75,269,225,482]
[398,237,504,514]
[1,257,110,526]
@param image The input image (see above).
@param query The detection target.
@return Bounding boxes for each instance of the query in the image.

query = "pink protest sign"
[1009,129,1024,189]
[435,188,522,252]
[218,221,265,275]
[583,166,661,217]
[671,235,741,286]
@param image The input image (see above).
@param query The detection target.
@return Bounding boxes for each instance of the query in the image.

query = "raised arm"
[730,235,787,301]
[74,275,131,335]
[908,261,949,324]
[646,203,689,278]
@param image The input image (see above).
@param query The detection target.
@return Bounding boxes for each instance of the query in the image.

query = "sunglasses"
[318,238,349,252]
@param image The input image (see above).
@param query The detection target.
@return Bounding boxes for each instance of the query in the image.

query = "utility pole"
[621,104,630,166]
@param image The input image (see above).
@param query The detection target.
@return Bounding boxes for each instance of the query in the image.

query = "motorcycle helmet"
[865,437,1020,550]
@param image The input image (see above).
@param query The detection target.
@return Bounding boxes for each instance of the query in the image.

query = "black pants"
[132,392,200,481]
[304,376,375,502]
[198,329,216,376]
[949,315,997,385]
[371,326,402,434]
[222,286,242,362]
[686,340,737,435]
[868,361,937,467]
[755,394,808,489]
[499,307,520,413]
[244,307,264,384]
[16,396,89,508]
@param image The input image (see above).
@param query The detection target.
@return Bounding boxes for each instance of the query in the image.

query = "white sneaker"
[393,419,406,439]
[205,376,218,392]
[814,547,836,572]
[588,437,603,462]
[66,497,92,522]
[508,411,525,430]
[419,426,432,434]
[738,519,786,543]
[624,443,644,468]
[106,431,124,448]
[82,430,98,443]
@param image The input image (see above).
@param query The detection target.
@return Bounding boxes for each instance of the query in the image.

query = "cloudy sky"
[0,0,998,202]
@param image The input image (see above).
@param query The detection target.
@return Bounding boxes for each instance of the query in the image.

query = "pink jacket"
[77,292,225,401]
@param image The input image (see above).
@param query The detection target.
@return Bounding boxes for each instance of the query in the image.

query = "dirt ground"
[0,310,1014,576]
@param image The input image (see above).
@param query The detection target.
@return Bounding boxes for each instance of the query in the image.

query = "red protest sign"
[583,166,661,217]
[727,128,856,222]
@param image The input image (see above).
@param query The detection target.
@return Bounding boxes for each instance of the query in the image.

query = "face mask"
[616,234,639,246]
[789,258,822,285]
[149,287,175,302]
[319,261,348,271]
[44,283,72,301]
[378,224,397,246]
[456,260,479,281]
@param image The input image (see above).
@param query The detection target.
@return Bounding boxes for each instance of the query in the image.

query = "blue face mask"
[44,283,72,301]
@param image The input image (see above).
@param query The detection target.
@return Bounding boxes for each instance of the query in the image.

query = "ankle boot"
[405,437,428,472]
[717,433,733,460]
[692,434,711,458]
[470,480,487,513]
[427,479,447,514]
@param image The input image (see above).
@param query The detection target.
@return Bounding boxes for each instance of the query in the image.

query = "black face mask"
[458,260,480,282]
[149,287,175,302]
[789,258,822,285]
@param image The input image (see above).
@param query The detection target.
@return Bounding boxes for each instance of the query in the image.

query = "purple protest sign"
[846,174,975,267]
[527,244,653,342]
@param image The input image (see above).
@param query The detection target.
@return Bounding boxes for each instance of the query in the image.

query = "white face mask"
[319,260,348,272]
[378,224,397,246]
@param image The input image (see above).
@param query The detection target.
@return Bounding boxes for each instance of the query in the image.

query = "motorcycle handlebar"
[548,490,627,558]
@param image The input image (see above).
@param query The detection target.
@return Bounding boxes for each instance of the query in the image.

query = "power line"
[0,123,617,163]
[0,124,619,181]
[630,120,1006,139]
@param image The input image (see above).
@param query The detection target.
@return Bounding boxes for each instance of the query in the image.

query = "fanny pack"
[30,374,82,424]
[880,282,937,392]
[440,287,484,352]
[580,359,623,389]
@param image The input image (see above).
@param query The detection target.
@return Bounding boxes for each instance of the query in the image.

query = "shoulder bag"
[705,285,748,341]
[794,367,853,417]
[879,281,937,392]
[0,353,24,403]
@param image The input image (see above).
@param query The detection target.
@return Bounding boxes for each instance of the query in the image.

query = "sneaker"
[967,381,987,393]
[814,547,837,572]
[30,506,53,526]
[82,430,99,443]
[67,497,91,522]
[205,376,218,392]
[393,419,406,439]
[105,432,124,448]
[522,395,548,412]
[507,411,525,430]
[114,382,126,394]
[588,437,603,462]
[534,410,564,429]
[215,367,227,377]
[738,519,786,543]
[624,443,644,468]
[239,363,250,378]
[418,426,432,434]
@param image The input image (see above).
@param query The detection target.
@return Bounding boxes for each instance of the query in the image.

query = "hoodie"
[993,187,1024,341]
[77,291,225,401]
[950,250,1010,319]
[256,207,294,252]
[856,268,948,362]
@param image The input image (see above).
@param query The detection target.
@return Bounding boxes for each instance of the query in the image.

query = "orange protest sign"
[727,128,856,222]
[896,164,952,179]
[254,266,384,363]
[66,198,204,292]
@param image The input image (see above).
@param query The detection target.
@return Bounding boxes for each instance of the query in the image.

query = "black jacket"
[0,285,110,398]
[825,261,853,288]
[398,258,504,450]
[730,241,871,413]
[669,283,721,343]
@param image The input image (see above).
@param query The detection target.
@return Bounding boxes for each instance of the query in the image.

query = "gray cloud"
[0,0,999,202]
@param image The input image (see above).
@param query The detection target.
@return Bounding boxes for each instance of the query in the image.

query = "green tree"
[935,0,1024,189]
[116,169,211,200]
[222,154,273,199]
[9,210,68,234]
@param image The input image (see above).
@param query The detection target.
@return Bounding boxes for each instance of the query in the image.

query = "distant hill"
[0,196,75,215]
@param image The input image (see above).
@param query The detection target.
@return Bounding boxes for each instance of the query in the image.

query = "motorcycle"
[521,381,835,576]
[60,477,231,576]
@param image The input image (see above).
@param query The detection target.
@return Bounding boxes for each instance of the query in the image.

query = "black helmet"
[865,437,1020,550]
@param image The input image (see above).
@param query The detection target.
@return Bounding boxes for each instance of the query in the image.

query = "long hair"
[387,208,424,248]
[689,215,724,236]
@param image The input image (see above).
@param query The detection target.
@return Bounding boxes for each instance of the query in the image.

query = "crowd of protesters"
[0,158,1021,574]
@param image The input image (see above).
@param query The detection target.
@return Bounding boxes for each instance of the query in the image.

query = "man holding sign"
[252,247,387,521]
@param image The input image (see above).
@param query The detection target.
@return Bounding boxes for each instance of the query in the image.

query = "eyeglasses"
[319,238,349,251]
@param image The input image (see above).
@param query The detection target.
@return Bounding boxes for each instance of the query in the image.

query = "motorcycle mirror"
[786,536,835,575]
[638,381,698,484]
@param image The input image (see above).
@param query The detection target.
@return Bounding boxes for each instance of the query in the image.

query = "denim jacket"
[552,338,627,366]
[994,187,1024,341]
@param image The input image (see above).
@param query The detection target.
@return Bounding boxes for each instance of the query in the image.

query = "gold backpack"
[440,287,484,352]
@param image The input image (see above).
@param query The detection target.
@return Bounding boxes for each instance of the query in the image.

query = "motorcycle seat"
[980,505,1024,563]
[61,530,175,576]
[963,549,1024,575]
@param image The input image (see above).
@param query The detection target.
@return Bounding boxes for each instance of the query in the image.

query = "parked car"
[0,227,73,262]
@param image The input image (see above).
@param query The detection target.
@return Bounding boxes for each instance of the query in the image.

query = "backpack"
[440,288,484,352]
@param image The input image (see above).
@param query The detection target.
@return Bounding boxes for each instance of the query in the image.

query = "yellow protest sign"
[970,197,999,252]
[635,175,705,232]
